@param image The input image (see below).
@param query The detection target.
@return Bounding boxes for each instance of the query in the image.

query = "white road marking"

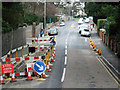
[85,38,87,42]
[66,41,67,45]
[64,56,67,65]
[61,68,66,82]
[65,45,67,49]
[102,56,120,75]
[65,49,67,55]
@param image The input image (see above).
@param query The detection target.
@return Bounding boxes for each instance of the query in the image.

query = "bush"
[2,20,12,33]
[97,19,106,30]
[24,12,40,25]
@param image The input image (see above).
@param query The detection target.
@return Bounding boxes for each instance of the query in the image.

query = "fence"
[98,29,120,57]
[2,27,26,56]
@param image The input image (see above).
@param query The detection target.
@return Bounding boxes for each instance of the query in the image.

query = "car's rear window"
[84,29,89,31]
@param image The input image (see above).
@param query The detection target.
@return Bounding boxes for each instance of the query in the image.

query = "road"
[2,19,119,89]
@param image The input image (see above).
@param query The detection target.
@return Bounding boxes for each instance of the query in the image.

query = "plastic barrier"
[0,36,56,84]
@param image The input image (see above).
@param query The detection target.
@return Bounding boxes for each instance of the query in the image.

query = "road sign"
[1,63,13,74]
[34,61,46,75]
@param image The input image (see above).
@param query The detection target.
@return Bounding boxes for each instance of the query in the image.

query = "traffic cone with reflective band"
[92,45,95,50]
[0,74,5,84]
[96,49,99,54]
[10,73,16,82]
[48,60,53,68]
[51,56,55,62]
[26,72,33,81]
[42,72,48,78]
[46,63,51,72]
[98,50,102,56]
[53,53,55,59]
[93,46,96,51]
[90,39,92,42]
[53,50,56,56]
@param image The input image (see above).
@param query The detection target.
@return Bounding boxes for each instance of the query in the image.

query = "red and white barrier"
[2,56,41,62]
[35,46,50,50]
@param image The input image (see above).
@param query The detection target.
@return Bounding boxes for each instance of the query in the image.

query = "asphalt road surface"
[2,19,119,89]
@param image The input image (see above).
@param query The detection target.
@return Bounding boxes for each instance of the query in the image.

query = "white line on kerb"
[61,68,66,82]
[65,50,67,55]
[64,56,67,65]
[102,56,120,75]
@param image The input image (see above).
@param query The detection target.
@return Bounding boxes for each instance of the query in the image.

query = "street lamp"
[72,10,74,20]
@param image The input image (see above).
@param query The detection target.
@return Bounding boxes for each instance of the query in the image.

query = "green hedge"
[97,19,106,30]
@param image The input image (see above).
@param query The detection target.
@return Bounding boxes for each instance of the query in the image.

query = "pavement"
[91,29,120,74]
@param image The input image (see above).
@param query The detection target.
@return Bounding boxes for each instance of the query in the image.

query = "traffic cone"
[10,73,17,82]
[42,72,48,78]
[26,72,33,81]
[93,46,96,51]
[53,50,56,56]
[51,56,55,62]
[46,63,51,72]
[0,74,5,84]
[90,39,92,42]
[96,49,99,54]
[53,53,55,59]
[98,50,102,56]
[48,60,53,68]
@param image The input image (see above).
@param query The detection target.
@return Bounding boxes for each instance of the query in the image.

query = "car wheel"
[79,31,81,34]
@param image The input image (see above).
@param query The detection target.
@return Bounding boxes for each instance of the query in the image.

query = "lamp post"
[72,9,74,19]
[44,0,46,32]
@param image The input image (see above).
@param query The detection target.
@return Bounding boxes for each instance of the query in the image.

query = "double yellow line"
[96,56,120,87]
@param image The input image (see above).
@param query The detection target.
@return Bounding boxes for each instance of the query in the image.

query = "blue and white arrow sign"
[34,61,46,75]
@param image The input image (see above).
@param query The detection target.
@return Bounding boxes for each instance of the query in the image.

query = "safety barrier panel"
[0,45,56,84]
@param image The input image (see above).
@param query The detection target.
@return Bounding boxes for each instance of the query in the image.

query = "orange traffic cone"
[93,46,96,51]
[96,49,99,54]
[26,72,33,81]
[90,39,92,42]
[10,73,17,82]
[98,50,102,56]
[0,74,5,84]
[46,63,51,72]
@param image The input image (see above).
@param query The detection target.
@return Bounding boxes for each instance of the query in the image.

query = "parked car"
[60,21,65,26]
[79,24,89,34]
[84,18,90,23]
[78,18,84,25]
[48,28,58,36]
[81,29,91,37]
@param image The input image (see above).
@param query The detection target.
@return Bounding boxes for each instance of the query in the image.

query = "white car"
[78,18,84,25]
[79,24,89,34]
[48,28,58,36]
[60,22,65,26]
[84,18,90,23]
[81,29,91,37]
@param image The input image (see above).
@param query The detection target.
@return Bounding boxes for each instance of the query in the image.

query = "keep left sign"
[1,63,13,74]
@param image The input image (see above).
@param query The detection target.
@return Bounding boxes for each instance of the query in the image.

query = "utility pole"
[44,0,46,32]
